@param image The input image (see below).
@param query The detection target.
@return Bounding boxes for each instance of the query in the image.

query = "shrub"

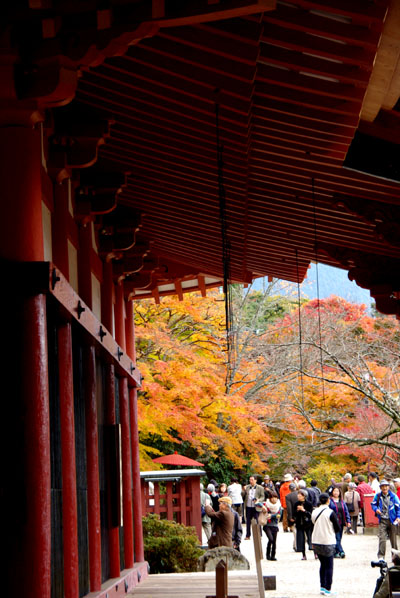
[142,513,205,573]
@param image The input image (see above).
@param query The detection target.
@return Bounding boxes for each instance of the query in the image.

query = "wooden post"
[252,520,265,598]
[129,386,145,562]
[84,342,102,591]
[179,481,187,525]
[188,476,202,541]
[205,558,239,598]
[216,559,228,598]
[105,364,120,578]
[119,376,134,568]
[58,320,80,598]
[166,481,173,521]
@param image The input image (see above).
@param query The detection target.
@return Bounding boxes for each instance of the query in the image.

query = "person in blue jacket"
[329,487,351,558]
[371,479,400,559]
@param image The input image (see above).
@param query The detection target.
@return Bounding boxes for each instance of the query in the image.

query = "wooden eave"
[8,0,400,307]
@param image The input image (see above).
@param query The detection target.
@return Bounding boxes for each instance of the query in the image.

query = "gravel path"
[237,525,384,597]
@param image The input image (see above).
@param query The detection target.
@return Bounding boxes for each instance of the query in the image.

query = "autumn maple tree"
[134,292,271,474]
[235,294,400,475]
[135,280,400,480]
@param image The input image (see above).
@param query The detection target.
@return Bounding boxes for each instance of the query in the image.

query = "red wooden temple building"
[2,1,400,598]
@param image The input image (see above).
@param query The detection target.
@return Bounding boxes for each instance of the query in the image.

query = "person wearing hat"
[371,479,400,559]
[279,473,294,532]
[243,475,265,539]
[205,495,234,548]
[263,474,276,499]
[373,548,400,598]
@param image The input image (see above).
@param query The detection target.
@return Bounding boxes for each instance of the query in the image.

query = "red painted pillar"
[189,477,202,542]
[52,180,70,279]
[105,363,121,577]
[0,125,51,598]
[84,343,102,590]
[115,282,126,351]
[119,377,134,568]
[101,260,114,334]
[0,127,44,262]
[129,386,145,562]
[58,320,79,598]
[78,222,93,309]
[125,299,136,363]
[21,295,52,594]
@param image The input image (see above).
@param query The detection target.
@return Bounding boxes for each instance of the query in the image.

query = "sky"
[253,262,372,308]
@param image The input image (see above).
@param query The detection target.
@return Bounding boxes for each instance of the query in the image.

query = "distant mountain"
[252,263,372,308]
[301,263,371,306]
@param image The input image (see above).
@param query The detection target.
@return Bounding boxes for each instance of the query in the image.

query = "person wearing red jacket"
[356,474,374,526]
[393,478,400,500]
[279,473,294,532]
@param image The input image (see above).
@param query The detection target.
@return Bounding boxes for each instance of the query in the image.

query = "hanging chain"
[312,177,326,404]
[295,249,305,406]
[215,100,235,392]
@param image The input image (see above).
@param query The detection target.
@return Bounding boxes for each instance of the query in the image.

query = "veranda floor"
[130,570,262,598]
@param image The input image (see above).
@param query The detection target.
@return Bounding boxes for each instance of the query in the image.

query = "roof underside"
[69,0,400,300]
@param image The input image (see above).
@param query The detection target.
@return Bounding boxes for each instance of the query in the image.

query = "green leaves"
[142,514,204,573]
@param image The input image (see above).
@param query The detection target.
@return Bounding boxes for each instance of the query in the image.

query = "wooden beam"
[360,0,400,122]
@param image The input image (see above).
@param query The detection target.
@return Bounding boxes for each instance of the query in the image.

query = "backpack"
[345,491,355,513]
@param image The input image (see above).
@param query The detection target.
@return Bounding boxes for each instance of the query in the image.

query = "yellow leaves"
[135,291,272,470]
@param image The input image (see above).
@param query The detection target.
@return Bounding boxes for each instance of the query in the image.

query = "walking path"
[240,524,381,597]
[133,524,387,598]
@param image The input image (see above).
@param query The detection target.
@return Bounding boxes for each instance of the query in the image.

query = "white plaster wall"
[42,201,53,262]
[92,273,101,320]
[68,240,79,292]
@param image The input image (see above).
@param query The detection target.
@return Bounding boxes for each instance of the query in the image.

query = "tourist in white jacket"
[311,493,341,597]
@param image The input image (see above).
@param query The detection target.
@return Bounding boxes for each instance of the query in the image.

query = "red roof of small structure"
[152,452,204,467]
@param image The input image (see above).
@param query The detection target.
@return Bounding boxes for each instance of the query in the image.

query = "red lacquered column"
[24,295,52,596]
[105,363,121,577]
[119,377,134,568]
[58,320,79,598]
[0,125,51,598]
[84,342,102,590]
[129,386,144,562]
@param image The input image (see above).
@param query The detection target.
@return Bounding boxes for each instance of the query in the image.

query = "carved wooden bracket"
[98,206,142,257]
[318,242,400,316]
[14,58,78,107]
[333,193,400,248]
[75,166,130,220]
[47,104,113,178]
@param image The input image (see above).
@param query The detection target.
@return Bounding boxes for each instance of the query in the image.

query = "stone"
[197,547,250,572]
[263,575,276,590]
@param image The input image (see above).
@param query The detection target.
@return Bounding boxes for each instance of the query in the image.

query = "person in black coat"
[293,489,313,560]
[231,509,242,551]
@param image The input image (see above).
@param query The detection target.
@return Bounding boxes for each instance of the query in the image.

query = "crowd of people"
[199,471,400,597]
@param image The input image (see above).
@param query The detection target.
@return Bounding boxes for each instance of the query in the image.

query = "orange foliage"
[135,292,271,471]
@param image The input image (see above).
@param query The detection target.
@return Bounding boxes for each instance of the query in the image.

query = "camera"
[371,560,387,570]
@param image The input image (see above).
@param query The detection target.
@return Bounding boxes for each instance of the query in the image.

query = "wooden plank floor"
[130,571,261,597]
